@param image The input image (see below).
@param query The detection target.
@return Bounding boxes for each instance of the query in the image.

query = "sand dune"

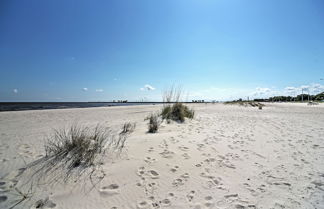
[0,103,324,209]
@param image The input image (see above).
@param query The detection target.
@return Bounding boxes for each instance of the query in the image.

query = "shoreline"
[0,101,322,112]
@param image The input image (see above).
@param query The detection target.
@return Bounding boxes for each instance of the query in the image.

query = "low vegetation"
[117,122,136,149]
[143,85,195,133]
[161,85,195,123]
[26,123,132,184]
[254,91,324,102]
[224,100,265,108]
[161,103,194,122]
[145,113,160,133]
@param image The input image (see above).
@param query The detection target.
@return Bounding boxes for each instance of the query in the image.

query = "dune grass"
[224,101,265,108]
[161,103,194,122]
[161,85,194,122]
[145,113,160,133]
[120,122,136,135]
[26,124,131,184]
[43,125,112,170]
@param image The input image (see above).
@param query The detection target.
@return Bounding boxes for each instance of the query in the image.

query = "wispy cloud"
[285,86,298,91]
[300,85,309,91]
[311,83,324,93]
[82,88,88,91]
[95,89,104,92]
[188,83,324,101]
[140,84,155,91]
[283,83,324,95]
[253,87,271,96]
[13,89,18,94]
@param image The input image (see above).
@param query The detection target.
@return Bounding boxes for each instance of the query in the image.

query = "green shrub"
[161,105,172,120]
[161,103,194,122]
[145,113,160,133]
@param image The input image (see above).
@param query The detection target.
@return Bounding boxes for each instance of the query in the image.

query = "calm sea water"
[0,102,161,112]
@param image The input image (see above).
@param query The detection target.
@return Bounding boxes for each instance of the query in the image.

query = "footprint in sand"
[196,144,205,151]
[182,153,190,159]
[204,196,215,208]
[0,195,8,203]
[195,163,202,167]
[200,172,215,180]
[159,150,175,159]
[30,198,56,209]
[160,198,171,206]
[168,192,175,197]
[172,178,185,187]
[0,181,10,193]
[204,158,216,163]
[180,173,190,179]
[1,158,9,162]
[169,137,179,144]
[137,167,146,177]
[137,167,159,179]
[99,184,120,196]
[144,156,156,164]
[170,165,179,173]
[178,145,189,152]
[186,190,196,202]
[224,193,238,199]
[148,170,159,179]
[137,200,150,209]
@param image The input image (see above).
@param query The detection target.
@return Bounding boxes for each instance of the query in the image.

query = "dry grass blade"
[162,85,183,103]
[116,122,136,150]
[120,122,136,135]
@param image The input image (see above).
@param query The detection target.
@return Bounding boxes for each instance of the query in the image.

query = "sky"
[0,0,324,102]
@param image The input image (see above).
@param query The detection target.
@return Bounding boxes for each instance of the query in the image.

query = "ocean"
[0,102,161,112]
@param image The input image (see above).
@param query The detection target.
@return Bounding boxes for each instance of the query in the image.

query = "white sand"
[0,103,324,209]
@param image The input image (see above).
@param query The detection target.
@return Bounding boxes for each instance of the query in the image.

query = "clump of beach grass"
[145,113,160,133]
[26,124,130,184]
[161,85,195,123]
[161,103,194,122]
[120,122,136,135]
[6,123,135,208]
[43,125,111,170]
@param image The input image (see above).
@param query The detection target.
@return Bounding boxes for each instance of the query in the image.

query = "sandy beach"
[0,103,324,209]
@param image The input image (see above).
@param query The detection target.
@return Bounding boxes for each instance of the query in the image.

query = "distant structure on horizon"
[192,100,205,103]
[113,100,128,103]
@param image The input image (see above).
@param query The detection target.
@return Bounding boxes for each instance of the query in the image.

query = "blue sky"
[0,0,324,101]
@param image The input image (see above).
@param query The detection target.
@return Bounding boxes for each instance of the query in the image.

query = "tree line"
[253,92,324,102]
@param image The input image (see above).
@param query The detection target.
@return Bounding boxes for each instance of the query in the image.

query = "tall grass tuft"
[44,125,111,170]
[161,102,194,122]
[25,124,129,184]
[145,113,160,133]
[162,85,183,103]
[161,85,195,123]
